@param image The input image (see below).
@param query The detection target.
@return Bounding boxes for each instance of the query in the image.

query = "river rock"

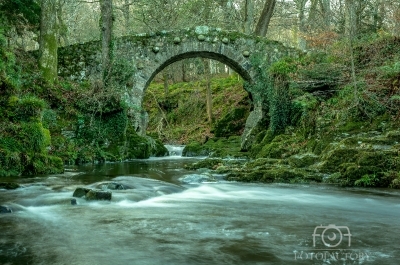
[73,187,112,201]
[86,189,112,201]
[0,205,12,213]
[72,187,91,198]
[95,182,126,190]
[0,182,20,190]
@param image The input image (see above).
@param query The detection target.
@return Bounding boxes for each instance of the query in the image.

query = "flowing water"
[1,147,399,265]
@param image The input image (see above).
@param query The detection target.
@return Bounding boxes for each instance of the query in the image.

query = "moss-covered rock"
[256,133,305,159]
[182,136,247,158]
[23,154,64,175]
[244,157,283,170]
[182,141,211,157]
[288,153,319,168]
[0,182,20,189]
[249,130,275,157]
[150,139,169,157]
[319,146,359,172]
[385,130,400,142]
[225,165,322,184]
[213,107,249,137]
[125,129,151,159]
[184,158,223,170]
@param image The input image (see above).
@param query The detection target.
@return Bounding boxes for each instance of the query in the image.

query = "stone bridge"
[58,26,300,149]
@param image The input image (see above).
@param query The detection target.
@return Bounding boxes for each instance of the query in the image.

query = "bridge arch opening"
[142,57,252,145]
[143,51,254,92]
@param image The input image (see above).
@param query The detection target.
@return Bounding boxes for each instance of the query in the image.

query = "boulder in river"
[95,182,126,190]
[73,187,112,201]
[86,189,112,201]
[0,205,12,213]
[72,187,91,198]
[0,182,20,190]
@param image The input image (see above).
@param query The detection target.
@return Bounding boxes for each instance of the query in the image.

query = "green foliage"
[213,107,249,137]
[327,83,386,121]
[42,109,57,129]
[269,58,297,77]
[0,0,40,31]
[107,56,135,85]
[11,96,47,122]
[378,62,400,79]
[124,127,151,159]
[354,174,378,187]
[268,73,292,134]
[18,122,51,153]
[23,154,63,175]
[0,28,22,96]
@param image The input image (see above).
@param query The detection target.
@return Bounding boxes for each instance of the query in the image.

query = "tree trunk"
[100,0,113,81]
[308,0,319,26]
[123,0,130,34]
[204,59,213,124]
[373,0,385,32]
[320,0,331,28]
[56,1,68,46]
[38,0,58,84]
[345,0,358,37]
[295,0,308,50]
[244,0,254,34]
[254,0,276,36]
[163,70,169,96]
[182,62,189,82]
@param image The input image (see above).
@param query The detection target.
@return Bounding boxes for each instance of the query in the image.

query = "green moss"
[182,141,210,157]
[125,128,150,159]
[213,107,249,137]
[184,158,223,170]
[256,133,304,159]
[386,130,400,142]
[39,33,58,84]
[23,154,64,175]
[0,182,20,189]
[0,148,23,177]
[249,130,275,157]
[288,153,319,168]
[257,141,287,159]
[150,139,169,157]
[319,147,359,172]
[264,167,305,182]
[19,122,50,153]
[338,121,367,133]
[8,96,46,122]
[182,136,246,158]
[225,166,321,184]
[244,158,282,170]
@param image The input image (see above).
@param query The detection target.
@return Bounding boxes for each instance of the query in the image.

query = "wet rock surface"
[72,187,112,201]
[0,182,20,190]
[0,205,12,213]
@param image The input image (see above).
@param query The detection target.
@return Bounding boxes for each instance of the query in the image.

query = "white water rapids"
[1,154,399,264]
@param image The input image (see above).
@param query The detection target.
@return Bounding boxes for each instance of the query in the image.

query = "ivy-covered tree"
[38,0,58,84]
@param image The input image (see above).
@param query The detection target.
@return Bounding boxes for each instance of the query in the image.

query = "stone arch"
[57,26,300,148]
[144,51,254,91]
[131,37,259,100]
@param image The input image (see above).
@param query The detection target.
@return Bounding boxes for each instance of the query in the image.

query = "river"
[1,147,399,265]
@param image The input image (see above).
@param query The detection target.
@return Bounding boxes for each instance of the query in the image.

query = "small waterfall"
[164,145,185,157]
